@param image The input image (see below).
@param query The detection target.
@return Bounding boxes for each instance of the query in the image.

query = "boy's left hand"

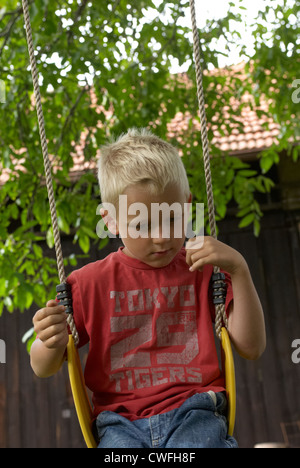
[185,236,246,276]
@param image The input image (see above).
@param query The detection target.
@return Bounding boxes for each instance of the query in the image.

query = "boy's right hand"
[33,300,69,350]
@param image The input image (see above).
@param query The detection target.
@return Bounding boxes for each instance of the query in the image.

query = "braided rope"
[189,0,228,338]
[22,0,79,346]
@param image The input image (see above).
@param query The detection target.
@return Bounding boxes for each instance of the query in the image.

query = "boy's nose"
[151,224,170,243]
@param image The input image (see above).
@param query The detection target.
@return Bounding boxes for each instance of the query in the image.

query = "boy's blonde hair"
[98,128,190,206]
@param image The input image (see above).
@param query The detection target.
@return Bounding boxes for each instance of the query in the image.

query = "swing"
[22,0,236,448]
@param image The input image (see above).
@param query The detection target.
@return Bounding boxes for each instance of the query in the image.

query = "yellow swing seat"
[221,327,236,437]
[67,336,97,449]
[67,329,236,449]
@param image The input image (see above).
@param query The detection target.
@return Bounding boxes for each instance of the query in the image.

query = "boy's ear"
[100,208,119,236]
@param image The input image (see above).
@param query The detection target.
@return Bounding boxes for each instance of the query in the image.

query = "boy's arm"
[30,300,69,378]
[186,237,266,360]
[226,260,266,360]
[30,339,67,378]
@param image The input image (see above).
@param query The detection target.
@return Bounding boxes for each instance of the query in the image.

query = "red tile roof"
[168,62,280,158]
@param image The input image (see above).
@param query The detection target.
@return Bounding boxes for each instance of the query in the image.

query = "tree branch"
[72,0,89,25]
[0,0,34,56]
[54,85,91,156]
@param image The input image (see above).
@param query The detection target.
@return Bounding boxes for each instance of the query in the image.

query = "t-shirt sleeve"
[66,271,90,348]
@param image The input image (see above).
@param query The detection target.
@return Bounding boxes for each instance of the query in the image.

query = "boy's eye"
[169,216,182,224]
[135,222,150,232]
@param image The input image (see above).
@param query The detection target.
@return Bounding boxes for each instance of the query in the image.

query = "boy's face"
[116,182,191,268]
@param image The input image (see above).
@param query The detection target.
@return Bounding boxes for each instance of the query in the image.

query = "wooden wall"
[0,210,299,448]
[222,210,300,447]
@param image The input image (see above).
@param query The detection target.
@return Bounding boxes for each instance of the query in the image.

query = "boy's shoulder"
[67,250,119,285]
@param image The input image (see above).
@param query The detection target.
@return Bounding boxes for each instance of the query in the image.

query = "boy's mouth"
[152,249,171,257]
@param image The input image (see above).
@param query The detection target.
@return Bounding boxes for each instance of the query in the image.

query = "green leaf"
[16,283,34,312]
[0,278,6,296]
[260,156,274,174]
[46,228,54,249]
[22,327,34,344]
[254,219,261,238]
[78,234,90,254]
[292,146,300,163]
[80,224,98,239]
[216,203,227,219]
[33,243,43,258]
[22,327,36,354]
[58,216,70,235]
[4,296,13,313]
[68,254,78,267]
[238,213,255,229]
[238,170,257,177]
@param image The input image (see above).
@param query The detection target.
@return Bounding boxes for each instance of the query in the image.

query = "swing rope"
[189,0,228,339]
[21,0,79,346]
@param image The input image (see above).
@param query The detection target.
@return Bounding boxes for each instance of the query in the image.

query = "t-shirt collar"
[117,246,183,270]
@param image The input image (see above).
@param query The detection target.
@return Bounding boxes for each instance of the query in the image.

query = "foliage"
[247,0,300,172]
[0,0,299,314]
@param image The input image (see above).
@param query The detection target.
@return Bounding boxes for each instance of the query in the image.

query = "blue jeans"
[96,392,238,448]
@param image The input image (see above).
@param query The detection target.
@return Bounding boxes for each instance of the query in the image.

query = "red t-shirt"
[67,247,233,421]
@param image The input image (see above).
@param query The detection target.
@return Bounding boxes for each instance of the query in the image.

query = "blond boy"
[31,129,265,448]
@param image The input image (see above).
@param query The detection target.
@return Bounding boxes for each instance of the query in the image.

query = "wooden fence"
[0,209,300,448]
